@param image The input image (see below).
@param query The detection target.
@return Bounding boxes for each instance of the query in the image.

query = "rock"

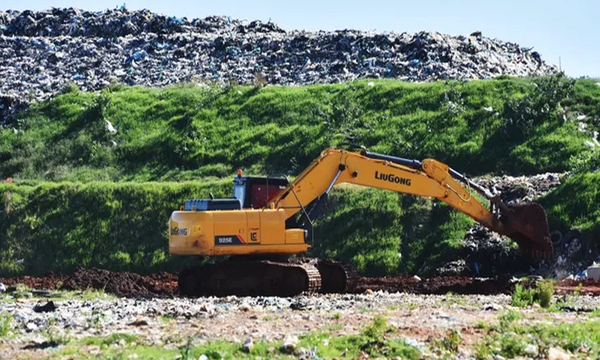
[198,355,208,360]
[365,289,374,295]
[523,344,538,356]
[26,322,38,332]
[33,300,57,313]
[577,345,590,354]
[358,351,370,360]
[242,337,254,352]
[548,347,571,360]
[412,275,421,282]
[282,334,299,354]
[0,283,5,293]
[483,303,503,311]
[128,317,149,326]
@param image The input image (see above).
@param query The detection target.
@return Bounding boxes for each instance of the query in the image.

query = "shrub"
[501,73,576,140]
[536,280,554,308]
[511,283,536,307]
[510,281,554,308]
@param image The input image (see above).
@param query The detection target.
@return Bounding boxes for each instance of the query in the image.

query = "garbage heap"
[0,7,557,123]
[436,173,563,277]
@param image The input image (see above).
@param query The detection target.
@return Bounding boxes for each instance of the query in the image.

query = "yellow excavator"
[169,147,553,296]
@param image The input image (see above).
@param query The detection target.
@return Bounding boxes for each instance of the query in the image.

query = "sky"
[5,0,600,78]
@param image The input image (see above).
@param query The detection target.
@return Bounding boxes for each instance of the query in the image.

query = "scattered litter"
[33,300,57,313]
[587,263,600,280]
[548,347,571,360]
[282,335,299,354]
[104,120,117,134]
[242,337,254,352]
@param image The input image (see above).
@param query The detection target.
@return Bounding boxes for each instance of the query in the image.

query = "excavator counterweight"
[170,148,554,297]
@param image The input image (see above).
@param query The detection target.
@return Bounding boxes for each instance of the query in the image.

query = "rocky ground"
[0,290,598,360]
[0,7,556,122]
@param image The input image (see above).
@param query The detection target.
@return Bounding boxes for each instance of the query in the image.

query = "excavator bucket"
[502,203,554,258]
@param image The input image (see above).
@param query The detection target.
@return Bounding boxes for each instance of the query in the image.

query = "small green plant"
[474,341,493,359]
[536,280,554,308]
[499,335,527,358]
[511,283,536,307]
[332,312,341,320]
[11,284,32,299]
[511,281,554,308]
[438,329,461,353]
[499,310,521,329]
[178,338,193,360]
[362,315,393,340]
[475,320,489,330]
[0,311,12,337]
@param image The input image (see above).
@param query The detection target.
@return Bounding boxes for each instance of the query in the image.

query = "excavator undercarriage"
[178,258,356,297]
[171,147,554,297]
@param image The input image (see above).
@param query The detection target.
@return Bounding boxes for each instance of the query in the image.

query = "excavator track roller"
[178,260,321,297]
[317,259,358,293]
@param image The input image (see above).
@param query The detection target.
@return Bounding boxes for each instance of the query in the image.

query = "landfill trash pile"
[477,173,562,205]
[0,7,557,123]
[434,173,563,277]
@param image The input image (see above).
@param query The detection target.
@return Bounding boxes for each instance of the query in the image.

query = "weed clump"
[511,283,536,307]
[536,280,554,308]
[0,312,12,337]
[510,280,554,308]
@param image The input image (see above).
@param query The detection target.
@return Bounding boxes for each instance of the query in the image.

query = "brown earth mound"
[0,272,68,290]
[355,275,514,295]
[0,268,178,297]
[60,268,178,296]
[555,278,600,296]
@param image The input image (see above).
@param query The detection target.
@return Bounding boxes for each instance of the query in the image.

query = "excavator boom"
[272,148,553,258]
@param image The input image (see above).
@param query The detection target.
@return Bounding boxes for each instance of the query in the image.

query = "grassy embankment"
[1,76,599,277]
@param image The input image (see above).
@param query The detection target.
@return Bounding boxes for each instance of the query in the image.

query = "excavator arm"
[272,148,553,258]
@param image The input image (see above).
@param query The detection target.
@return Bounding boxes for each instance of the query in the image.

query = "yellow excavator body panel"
[169,208,310,256]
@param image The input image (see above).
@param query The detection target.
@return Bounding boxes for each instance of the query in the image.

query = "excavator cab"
[233,174,288,209]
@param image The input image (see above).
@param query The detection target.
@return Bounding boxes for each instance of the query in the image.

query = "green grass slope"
[540,172,600,257]
[0,181,472,277]
[1,75,599,277]
[2,76,598,182]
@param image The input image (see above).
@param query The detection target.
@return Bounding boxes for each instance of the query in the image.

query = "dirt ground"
[2,268,599,297]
